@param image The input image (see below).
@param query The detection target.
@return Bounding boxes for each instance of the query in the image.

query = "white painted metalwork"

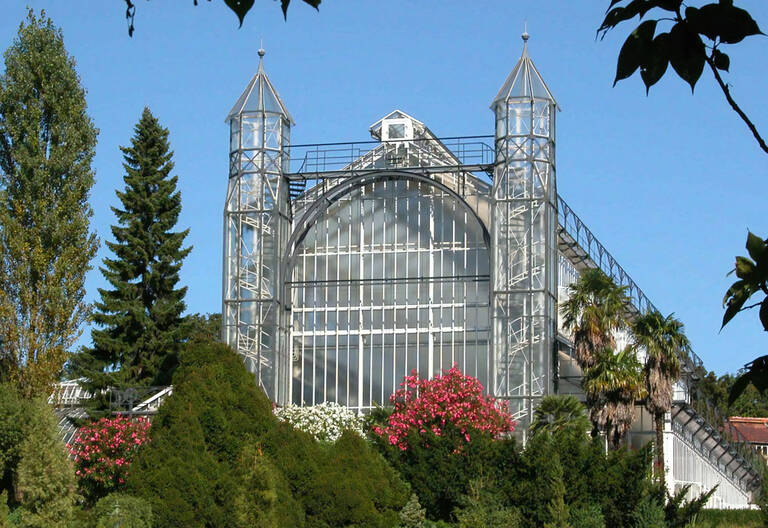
[223,51,292,403]
[490,36,558,432]
[289,177,490,410]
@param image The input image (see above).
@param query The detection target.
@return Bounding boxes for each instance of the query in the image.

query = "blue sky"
[0,1,765,375]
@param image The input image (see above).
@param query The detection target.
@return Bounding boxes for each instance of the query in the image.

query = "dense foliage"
[91,493,153,528]
[73,108,191,400]
[0,386,80,527]
[126,342,408,528]
[0,9,99,399]
[68,416,151,502]
[720,232,768,404]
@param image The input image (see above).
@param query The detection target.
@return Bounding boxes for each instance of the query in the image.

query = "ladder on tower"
[288,178,305,200]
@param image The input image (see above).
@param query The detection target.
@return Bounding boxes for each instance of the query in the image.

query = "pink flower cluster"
[67,416,151,497]
[373,366,515,451]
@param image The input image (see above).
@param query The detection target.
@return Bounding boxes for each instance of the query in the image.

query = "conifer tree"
[0,10,99,399]
[75,108,190,392]
[16,399,77,528]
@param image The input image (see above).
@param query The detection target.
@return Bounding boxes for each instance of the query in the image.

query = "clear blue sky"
[1,2,765,376]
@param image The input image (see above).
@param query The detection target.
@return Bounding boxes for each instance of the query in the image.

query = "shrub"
[68,416,151,502]
[377,424,518,521]
[274,402,365,442]
[129,342,407,528]
[127,343,274,527]
[232,441,301,528]
[92,493,153,528]
[694,508,763,528]
[15,399,77,528]
[569,504,605,528]
[631,495,665,528]
[0,385,27,501]
[398,494,427,528]
[0,491,9,528]
[303,431,408,528]
[454,477,521,528]
[373,366,515,452]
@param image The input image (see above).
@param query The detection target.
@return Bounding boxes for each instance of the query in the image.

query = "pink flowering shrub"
[373,366,515,451]
[67,416,151,501]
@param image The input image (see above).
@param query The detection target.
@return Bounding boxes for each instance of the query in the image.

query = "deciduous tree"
[0,10,99,398]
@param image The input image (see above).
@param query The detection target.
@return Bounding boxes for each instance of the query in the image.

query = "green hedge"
[693,508,763,528]
[127,342,408,528]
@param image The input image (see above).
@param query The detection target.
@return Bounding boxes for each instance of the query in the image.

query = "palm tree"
[582,346,646,449]
[530,394,590,439]
[631,310,689,489]
[560,268,631,370]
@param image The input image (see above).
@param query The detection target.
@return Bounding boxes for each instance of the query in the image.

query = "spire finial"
[258,38,266,59]
[257,40,266,71]
[522,22,529,43]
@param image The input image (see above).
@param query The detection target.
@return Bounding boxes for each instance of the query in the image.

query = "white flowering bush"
[274,402,365,443]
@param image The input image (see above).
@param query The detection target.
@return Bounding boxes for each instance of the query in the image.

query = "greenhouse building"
[218,40,761,507]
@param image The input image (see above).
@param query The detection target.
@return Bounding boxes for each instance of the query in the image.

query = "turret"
[222,49,292,403]
[490,32,559,437]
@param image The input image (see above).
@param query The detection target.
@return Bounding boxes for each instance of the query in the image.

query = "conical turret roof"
[226,50,294,124]
[491,33,559,109]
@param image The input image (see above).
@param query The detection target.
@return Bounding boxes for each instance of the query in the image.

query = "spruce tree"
[76,108,190,392]
[0,10,99,398]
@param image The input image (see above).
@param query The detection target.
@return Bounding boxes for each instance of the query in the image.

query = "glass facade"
[290,178,491,411]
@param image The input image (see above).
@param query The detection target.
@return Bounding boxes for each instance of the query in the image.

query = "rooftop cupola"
[490,31,559,110]
[226,48,294,124]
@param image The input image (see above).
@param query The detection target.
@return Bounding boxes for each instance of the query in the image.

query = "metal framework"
[223,51,293,403]
[490,35,558,430]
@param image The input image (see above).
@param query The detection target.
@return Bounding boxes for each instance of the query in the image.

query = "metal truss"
[490,89,558,431]
[222,58,293,403]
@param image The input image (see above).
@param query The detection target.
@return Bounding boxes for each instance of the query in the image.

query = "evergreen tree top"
[74,107,191,395]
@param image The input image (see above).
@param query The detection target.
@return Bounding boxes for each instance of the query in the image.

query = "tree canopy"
[599,0,766,154]
[0,10,99,398]
[123,0,321,36]
[73,108,191,398]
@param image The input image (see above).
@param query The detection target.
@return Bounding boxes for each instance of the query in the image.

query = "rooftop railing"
[285,135,495,177]
[556,196,705,374]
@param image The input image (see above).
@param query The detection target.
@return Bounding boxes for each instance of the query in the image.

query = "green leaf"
[745,231,767,262]
[761,298,768,332]
[715,3,762,43]
[687,3,763,43]
[282,0,321,19]
[600,0,658,34]
[614,19,657,85]
[712,49,730,71]
[721,279,752,328]
[223,0,255,27]
[640,32,669,92]
[668,22,706,92]
[729,356,768,405]
[734,256,755,280]
[729,371,752,405]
